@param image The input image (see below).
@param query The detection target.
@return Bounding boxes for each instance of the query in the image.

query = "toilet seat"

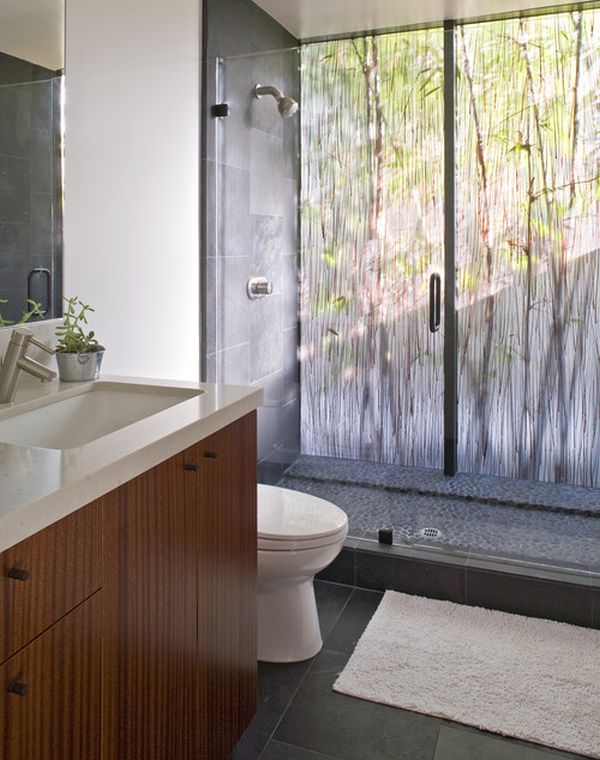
[258,529,348,552]
[258,484,348,552]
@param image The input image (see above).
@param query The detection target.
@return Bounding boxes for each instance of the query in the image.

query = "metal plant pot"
[56,350,105,382]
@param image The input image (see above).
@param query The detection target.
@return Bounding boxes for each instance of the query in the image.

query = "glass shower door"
[205,48,301,481]
[456,11,600,486]
[300,30,446,468]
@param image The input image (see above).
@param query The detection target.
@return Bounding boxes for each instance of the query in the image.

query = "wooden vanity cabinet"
[0,593,102,760]
[0,501,101,664]
[0,502,102,760]
[189,413,258,758]
[102,410,258,759]
[0,412,257,760]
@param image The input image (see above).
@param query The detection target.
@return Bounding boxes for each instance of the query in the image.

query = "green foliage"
[56,297,104,354]
[21,300,45,324]
[0,299,44,328]
[331,295,347,309]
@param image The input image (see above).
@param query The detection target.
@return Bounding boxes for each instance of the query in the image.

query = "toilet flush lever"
[247,277,273,299]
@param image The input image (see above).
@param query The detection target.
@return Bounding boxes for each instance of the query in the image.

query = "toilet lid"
[257,484,348,541]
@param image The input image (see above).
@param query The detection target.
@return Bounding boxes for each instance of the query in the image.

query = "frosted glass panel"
[456,11,600,485]
[300,31,445,466]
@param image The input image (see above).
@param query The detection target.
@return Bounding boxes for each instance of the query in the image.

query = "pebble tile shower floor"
[277,456,600,573]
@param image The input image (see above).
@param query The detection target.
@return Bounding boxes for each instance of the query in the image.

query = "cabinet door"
[0,501,101,663]
[186,412,257,759]
[0,592,102,760]
[101,455,197,760]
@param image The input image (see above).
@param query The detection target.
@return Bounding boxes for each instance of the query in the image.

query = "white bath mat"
[333,591,600,759]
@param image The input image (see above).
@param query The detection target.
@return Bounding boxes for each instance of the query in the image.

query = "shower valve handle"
[247,277,273,299]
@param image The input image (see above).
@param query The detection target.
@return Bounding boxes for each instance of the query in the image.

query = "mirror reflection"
[0,0,64,325]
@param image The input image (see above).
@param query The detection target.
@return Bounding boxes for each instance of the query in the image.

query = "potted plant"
[55,297,105,382]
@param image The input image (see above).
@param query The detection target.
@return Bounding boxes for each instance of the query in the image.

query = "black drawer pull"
[7,568,30,582]
[7,681,28,696]
[203,451,218,459]
[183,463,198,472]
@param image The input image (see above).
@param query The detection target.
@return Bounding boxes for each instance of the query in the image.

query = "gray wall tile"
[252,215,283,286]
[257,404,283,462]
[204,0,297,61]
[206,343,252,385]
[215,255,252,349]
[204,62,219,163]
[280,397,300,467]
[219,163,251,256]
[30,192,52,254]
[0,53,62,321]
[252,369,284,407]
[203,0,300,473]
[0,155,30,222]
[203,256,217,355]
[250,130,285,216]
[282,254,299,328]
[282,181,298,255]
[251,293,283,381]
[282,325,299,402]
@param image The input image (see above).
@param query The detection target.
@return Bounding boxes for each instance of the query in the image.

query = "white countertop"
[0,375,262,553]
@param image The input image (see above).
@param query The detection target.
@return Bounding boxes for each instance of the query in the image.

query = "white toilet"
[257,484,348,663]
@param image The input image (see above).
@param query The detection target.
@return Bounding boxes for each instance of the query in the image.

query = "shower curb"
[317,540,600,630]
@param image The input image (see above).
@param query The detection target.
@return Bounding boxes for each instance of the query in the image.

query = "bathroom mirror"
[0,0,65,325]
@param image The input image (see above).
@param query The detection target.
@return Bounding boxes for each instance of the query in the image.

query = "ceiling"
[0,0,64,71]
[252,0,595,40]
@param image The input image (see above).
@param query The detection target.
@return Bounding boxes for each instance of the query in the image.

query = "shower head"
[278,95,299,119]
[254,84,298,118]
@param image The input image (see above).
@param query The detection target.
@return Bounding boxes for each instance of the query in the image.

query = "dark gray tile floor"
[231,581,590,760]
[277,456,600,573]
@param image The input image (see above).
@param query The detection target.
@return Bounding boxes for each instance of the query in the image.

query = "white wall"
[65,0,201,381]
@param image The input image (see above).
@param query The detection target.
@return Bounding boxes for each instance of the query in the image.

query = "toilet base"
[258,579,322,663]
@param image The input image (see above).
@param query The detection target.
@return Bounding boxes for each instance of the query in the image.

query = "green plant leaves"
[56,296,102,353]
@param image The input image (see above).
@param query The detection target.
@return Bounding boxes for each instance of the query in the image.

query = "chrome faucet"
[0,328,56,404]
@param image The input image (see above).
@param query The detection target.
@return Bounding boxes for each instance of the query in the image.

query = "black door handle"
[429,273,441,333]
[27,268,52,316]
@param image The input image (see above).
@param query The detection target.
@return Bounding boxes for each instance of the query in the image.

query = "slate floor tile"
[324,588,383,654]
[274,648,442,760]
[434,725,585,760]
[230,658,313,760]
[314,580,353,640]
[259,739,337,759]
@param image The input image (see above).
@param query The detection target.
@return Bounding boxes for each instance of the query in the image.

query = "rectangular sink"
[0,382,203,450]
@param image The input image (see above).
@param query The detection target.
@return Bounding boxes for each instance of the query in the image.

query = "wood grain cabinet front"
[0,411,257,760]
[0,593,102,760]
[189,411,257,758]
[102,411,258,760]
[0,500,102,664]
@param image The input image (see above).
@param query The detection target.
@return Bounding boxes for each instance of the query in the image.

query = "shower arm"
[254,84,284,100]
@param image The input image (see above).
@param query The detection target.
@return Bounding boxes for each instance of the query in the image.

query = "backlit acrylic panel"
[300,31,445,466]
[456,11,600,485]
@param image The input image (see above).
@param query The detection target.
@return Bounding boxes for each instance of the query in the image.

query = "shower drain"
[418,527,443,539]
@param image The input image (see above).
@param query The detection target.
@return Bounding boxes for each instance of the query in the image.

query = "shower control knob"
[247,277,273,299]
